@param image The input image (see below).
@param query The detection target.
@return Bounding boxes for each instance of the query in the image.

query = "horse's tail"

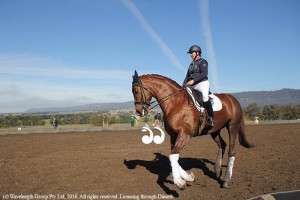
[238,118,255,148]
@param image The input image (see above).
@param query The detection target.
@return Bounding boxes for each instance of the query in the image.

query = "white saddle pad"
[209,94,222,111]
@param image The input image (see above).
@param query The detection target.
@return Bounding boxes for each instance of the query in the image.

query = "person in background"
[130,115,135,127]
[52,116,59,129]
[154,112,162,126]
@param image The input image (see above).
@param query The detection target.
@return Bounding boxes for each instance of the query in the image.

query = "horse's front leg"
[169,133,194,190]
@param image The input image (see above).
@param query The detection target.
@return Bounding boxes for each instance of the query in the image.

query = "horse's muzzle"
[136,108,147,117]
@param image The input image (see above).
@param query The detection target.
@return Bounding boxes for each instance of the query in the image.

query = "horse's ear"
[132,70,139,84]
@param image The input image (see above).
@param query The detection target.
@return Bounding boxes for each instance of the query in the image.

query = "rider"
[183,45,214,126]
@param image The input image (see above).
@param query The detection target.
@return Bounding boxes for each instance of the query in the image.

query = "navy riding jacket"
[183,58,208,85]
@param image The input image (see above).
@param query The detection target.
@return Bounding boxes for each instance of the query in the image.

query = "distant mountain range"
[231,88,300,108]
[23,88,300,114]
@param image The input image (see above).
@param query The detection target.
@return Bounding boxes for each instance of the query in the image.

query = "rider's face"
[190,52,199,61]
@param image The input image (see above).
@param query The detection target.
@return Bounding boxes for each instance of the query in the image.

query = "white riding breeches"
[192,80,210,102]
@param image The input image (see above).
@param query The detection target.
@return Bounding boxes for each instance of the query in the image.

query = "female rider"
[183,45,214,126]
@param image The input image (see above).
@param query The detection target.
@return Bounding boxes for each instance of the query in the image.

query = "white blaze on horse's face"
[142,109,145,117]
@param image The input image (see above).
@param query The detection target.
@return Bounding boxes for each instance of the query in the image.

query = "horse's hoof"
[186,171,195,182]
[222,181,230,188]
[179,184,186,190]
[215,168,222,178]
[175,179,186,190]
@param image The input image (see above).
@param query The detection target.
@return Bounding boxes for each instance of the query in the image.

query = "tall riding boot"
[203,100,214,126]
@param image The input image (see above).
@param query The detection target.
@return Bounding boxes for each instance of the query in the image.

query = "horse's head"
[132,71,153,117]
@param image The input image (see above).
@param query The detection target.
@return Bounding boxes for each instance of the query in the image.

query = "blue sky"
[0,0,299,113]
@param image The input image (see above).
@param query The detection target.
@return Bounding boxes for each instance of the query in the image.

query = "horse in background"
[132,71,253,189]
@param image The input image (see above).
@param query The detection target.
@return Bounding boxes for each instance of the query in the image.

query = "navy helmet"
[187,45,202,54]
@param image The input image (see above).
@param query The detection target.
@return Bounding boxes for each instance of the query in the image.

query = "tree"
[118,115,131,123]
[109,116,117,124]
[262,104,280,120]
[90,115,103,126]
[280,104,300,120]
[244,103,262,119]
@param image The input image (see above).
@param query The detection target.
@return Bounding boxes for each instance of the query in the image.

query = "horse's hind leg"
[222,121,239,188]
[211,131,226,178]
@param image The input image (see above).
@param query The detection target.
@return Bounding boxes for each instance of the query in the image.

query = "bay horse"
[131,71,253,189]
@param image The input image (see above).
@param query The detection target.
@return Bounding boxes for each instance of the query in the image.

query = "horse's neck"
[145,78,183,115]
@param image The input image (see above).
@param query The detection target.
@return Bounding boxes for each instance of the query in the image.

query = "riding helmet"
[187,45,202,54]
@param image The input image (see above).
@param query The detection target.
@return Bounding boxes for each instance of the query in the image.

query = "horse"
[131,71,254,189]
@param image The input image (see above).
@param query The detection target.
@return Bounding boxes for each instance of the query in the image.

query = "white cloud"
[199,0,220,92]
[122,0,185,72]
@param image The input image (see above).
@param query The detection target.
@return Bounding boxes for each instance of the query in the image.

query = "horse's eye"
[132,89,138,95]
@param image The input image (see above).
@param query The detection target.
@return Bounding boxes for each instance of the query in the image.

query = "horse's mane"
[141,74,181,87]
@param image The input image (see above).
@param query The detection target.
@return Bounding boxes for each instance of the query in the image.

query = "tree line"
[0,112,137,128]
[244,103,300,120]
[1,104,299,128]
[0,115,47,128]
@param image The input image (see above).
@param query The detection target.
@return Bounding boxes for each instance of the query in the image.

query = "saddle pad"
[209,94,222,111]
[186,87,222,112]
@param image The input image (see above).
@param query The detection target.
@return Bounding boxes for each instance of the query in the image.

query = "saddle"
[185,85,222,136]
[185,85,222,112]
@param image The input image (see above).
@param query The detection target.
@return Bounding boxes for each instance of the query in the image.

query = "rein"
[148,87,185,111]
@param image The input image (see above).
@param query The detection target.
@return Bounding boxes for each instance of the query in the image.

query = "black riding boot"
[203,100,214,126]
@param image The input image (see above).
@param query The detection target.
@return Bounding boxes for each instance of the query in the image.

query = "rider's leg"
[192,80,214,126]
[203,100,214,126]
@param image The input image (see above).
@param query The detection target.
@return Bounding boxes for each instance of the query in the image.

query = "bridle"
[132,79,185,115]
[132,81,152,107]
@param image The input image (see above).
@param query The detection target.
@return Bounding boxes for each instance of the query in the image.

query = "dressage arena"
[0,123,299,200]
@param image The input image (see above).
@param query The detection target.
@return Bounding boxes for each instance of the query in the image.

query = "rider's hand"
[187,80,195,85]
